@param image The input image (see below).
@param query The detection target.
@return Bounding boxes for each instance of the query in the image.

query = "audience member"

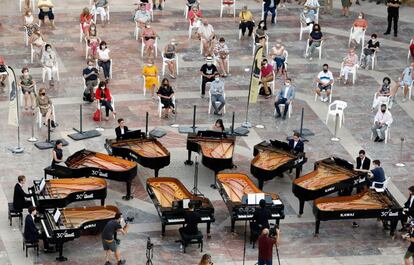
[29,28,46,61]
[157,78,175,118]
[392,62,414,102]
[340,0,351,17]
[188,5,203,28]
[200,56,218,97]
[371,104,392,142]
[263,0,278,27]
[239,5,255,38]
[134,3,151,28]
[19,67,37,110]
[152,0,163,10]
[0,56,7,87]
[213,37,229,77]
[87,24,101,60]
[306,23,323,60]
[83,60,99,102]
[260,58,273,98]
[141,23,157,58]
[115,118,129,140]
[210,73,225,115]
[315,64,333,102]
[98,41,112,82]
[254,20,267,44]
[360,34,380,69]
[41,44,58,86]
[300,7,314,27]
[93,0,109,26]
[384,0,401,37]
[372,77,391,111]
[186,0,199,12]
[37,0,55,28]
[270,40,286,77]
[198,254,213,265]
[163,39,178,79]
[338,48,358,85]
[80,7,94,39]
[304,0,319,22]
[23,9,38,39]
[95,81,116,120]
[142,59,159,98]
[275,78,295,119]
[197,20,215,57]
[350,12,368,48]
[37,87,55,127]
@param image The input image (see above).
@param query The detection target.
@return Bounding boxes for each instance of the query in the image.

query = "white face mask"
[285,83,290,86]
[263,63,267,67]
[215,77,219,81]
[102,45,106,49]
[100,87,105,89]
[88,66,93,69]
[23,72,29,76]
[47,49,52,52]
[206,62,212,66]
[358,15,363,19]
[147,63,153,67]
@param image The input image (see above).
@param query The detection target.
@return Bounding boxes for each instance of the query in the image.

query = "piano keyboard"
[166,216,211,223]
[201,217,211,221]
[237,214,280,219]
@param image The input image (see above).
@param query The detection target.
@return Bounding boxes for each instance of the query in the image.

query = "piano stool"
[8,203,23,227]
[22,233,39,257]
[177,228,203,253]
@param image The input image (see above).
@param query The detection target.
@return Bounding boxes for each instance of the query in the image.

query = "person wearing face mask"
[350,13,368,48]
[338,48,358,85]
[19,67,37,110]
[29,28,46,62]
[157,78,175,118]
[209,73,225,115]
[95,81,116,120]
[36,87,56,127]
[213,37,230,77]
[275,78,295,119]
[270,40,286,78]
[239,5,255,38]
[260,59,273,98]
[263,0,279,26]
[371,104,392,142]
[254,20,267,44]
[83,60,99,102]
[87,24,101,60]
[360,34,380,69]
[391,63,414,102]
[372,77,391,111]
[163,39,178,79]
[304,0,319,23]
[134,3,151,29]
[23,9,38,39]
[41,44,58,86]
[197,20,215,57]
[142,59,159,99]
[188,5,203,28]
[97,41,111,82]
[315,64,333,102]
[200,56,218,97]
[141,23,157,57]
[306,23,323,60]
[37,0,55,29]
[300,7,314,27]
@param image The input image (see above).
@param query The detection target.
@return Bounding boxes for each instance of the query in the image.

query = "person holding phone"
[102,212,128,265]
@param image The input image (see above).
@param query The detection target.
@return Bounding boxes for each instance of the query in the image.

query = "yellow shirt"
[239,10,253,22]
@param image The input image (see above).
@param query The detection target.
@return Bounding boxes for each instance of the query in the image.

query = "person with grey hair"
[239,5,255,38]
[275,78,295,119]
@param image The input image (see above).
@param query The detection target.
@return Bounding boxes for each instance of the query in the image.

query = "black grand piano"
[185,130,235,188]
[40,205,119,261]
[292,157,367,216]
[251,140,307,189]
[44,149,137,200]
[146,177,215,236]
[105,130,170,178]
[28,177,107,210]
[313,189,403,237]
[216,173,285,232]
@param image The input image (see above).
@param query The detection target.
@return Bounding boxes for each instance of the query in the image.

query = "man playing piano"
[179,201,202,236]
[355,159,385,188]
[24,206,53,252]
[13,175,35,212]
[115,118,129,140]
[400,186,414,232]
[403,221,414,265]
[288,132,304,153]
[251,199,272,242]
[102,212,128,265]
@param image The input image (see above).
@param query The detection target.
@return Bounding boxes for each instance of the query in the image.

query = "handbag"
[93,109,101,121]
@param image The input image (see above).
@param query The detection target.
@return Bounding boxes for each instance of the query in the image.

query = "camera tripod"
[146,247,153,265]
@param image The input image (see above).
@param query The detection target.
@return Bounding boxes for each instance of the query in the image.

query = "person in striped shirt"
[315,64,333,102]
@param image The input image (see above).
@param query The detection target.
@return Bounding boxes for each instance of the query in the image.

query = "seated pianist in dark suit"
[288,132,304,153]
[400,186,414,231]
[250,199,271,242]
[24,206,52,252]
[179,201,202,237]
[13,175,35,212]
[115,118,129,140]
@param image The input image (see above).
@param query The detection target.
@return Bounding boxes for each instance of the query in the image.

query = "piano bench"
[22,238,39,257]
[178,229,203,253]
[8,203,23,227]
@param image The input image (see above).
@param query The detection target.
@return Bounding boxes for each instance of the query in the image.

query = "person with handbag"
[95,81,116,121]
[360,34,380,69]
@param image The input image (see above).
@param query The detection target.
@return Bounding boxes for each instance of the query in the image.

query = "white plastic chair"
[214,55,230,74]
[20,0,35,12]
[208,90,226,114]
[95,59,113,79]
[141,37,158,57]
[408,80,413,101]
[134,22,141,41]
[259,71,275,95]
[93,6,110,24]
[370,120,391,144]
[372,92,390,110]
[408,39,413,61]
[305,39,323,60]
[19,84,37,110]
[274,101,293,118]
[37,104,56,129]
[157,95,176,117]
[42,64,60,83]
[370,176,390,193]
[360,50,377,70]
[325,100,347,128]
[161,52,179,76]
[252,34,269,56]
[220,0,236,18]
[283,50,288,71]
[188,19,200,39]
[24,26,29,46]
[200,76,212,95]
[340,62,358,85]
[299,19,312,41]
[142,75,160,96]
[184,5,189,19]
[96,95,116,122]
[314,81,334,103]
[348,27,365,49]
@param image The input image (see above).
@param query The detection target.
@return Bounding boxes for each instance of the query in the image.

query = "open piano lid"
[122,129,146,140]
[269,139,291,152]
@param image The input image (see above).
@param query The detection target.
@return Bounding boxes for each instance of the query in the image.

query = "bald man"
[257,228,279,265]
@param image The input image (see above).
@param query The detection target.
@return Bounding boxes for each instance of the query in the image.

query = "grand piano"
[251,140,307,189]
[313,189,403,237]
[292,157,367,216]
[44,149,137,200]
[146,177,215,236]
[217,173,285,232]
[185,130,235,188]
[40,205,119,261]
[105,130,170,178]
[28,177,107,209]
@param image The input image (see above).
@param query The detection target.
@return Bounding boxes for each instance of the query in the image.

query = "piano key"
[200,217,211,221]
[41,219,51,238]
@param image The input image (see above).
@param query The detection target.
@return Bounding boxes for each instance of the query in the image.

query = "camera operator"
[102,213,129,265]
[198,253,214,265]
[403,221,414,265]
[258,227,280,265]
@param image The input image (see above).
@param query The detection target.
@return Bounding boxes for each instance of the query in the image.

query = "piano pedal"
[207,233,211,239]
[184,160,194,166]
[122,195,133,201]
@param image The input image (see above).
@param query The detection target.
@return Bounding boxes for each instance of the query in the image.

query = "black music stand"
[190,156,203,196]
[68,105,101,140]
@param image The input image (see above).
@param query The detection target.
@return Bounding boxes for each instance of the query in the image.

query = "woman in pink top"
[338,48,358,85]
[350,12,368,47]
[80,8,94,39]
[188,5,203,27]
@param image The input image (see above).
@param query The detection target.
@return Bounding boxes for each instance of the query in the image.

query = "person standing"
[274,78,295,119]
[102,213,128,265]
[83,60,99,102]
[403,221,414,265]
[384,0,401,37]
[13,175,34,211]
[209,73,225,116]
[200,57,218,97]
[257,228,280,265]
[115,118,129,140]
[263,0,279,26]
[400,186,414,231]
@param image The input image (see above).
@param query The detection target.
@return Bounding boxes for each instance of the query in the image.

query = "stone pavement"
[0,0,413,264]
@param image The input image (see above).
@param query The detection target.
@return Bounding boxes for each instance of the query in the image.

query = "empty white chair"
[37,104,56,129]
[134,22,141,41]
[42,63,60,83]
[161,52,179,76]
[348,27,365,49]
[220,0,236,18]
[252,34,269,56]
[274,102,293,118]
[283,50,288,71]
[370,176,390,193]
[158,95,176,118]
[95,59,113,79]
[314,81,334,103]
[208,90,226,114]
[142,75,160,96]
[184,6,189,19]
[372,92,390,110]
[340,62,358,85]
[93,5,110,24]
[188,19,200,39]
[299,19,312,41]
[325,100,347,128]
[141,37,158,57]
[20,0,35,12]
[408,81,413,100]
[305,39,323,60]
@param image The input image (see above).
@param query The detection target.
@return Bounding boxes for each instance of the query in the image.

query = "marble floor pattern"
[0,0,414,264]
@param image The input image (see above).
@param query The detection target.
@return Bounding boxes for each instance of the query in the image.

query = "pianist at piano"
[102,212,128,265]
[288,132,304,153]
[13,175,35,211]
[401,186,414,231]
[51,140,64,166]
[179,201,201,237]
[24,206,53,252]
[115,118,129,140]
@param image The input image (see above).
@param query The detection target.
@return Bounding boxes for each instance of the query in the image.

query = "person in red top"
[95,81,116,120]
[260,59,273,98]
[258,228,280,265]
[0,56,8,87]
[410,39,414,60]
[80,8,94,39]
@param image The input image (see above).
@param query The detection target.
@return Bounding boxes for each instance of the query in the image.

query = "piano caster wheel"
[210,184,217,189]
[122,195,133,200]
[232,164,237,169]
[313,233,319,238]
[56,256,68,262]
[207,233,211,238]
[184,160,194,166]
[297,214,302,218]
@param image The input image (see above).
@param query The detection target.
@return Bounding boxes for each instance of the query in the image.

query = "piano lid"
[65,149,136,171]
[197,130,227,139]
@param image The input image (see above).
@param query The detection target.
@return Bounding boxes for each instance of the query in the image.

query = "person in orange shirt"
[350,12,368,48]
[80,8,94,39]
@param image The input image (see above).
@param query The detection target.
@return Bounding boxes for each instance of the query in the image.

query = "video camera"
[147,237,154,250]
[269,224,279,238]
[125,216,134,224]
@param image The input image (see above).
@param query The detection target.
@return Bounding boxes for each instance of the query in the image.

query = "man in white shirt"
[371,104,393,142]
[197,20,215,57]
[93,0,109,26]
[134,4,151,28]
[304,0,320,22]
[209,73,225,115]
[315,64,333,102]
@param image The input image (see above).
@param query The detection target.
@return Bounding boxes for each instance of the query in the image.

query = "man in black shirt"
[13,175,35,212]
[83,60,99,102]
[403,221,414,265]
[180,201,201,236]
[200,56,218,97]
[24,206,52,251]
[288,132,304,153]
[253,199,271,230]
[384,0,401,37]
[115,118,129,140]
[400,186,414,231]
[102,213,128,265]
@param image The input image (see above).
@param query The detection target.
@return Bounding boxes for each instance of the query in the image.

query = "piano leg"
[298,200,305,217]
[55,242,67,261]
[231,219,235,233]
[210,172,218,189]
[258,179,264,190]
[122,181,133,200]
[161,224,166,237]
[101,198,105,206]
[295,166,302,179]
[184,150,193,165]
[154,169,159,178]
[390,219,398,237]
[314,220,320,237]
[207,222,211,237]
